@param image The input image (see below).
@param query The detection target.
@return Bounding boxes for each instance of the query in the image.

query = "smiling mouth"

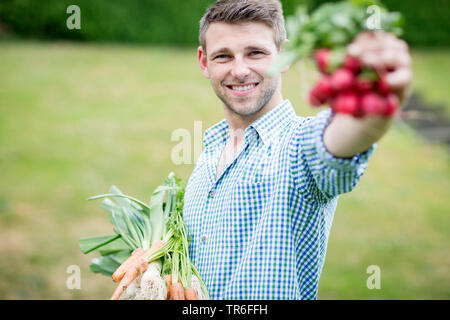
[225,82,259,92]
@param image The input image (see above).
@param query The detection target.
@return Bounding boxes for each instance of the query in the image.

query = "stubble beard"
[213,77,279,117]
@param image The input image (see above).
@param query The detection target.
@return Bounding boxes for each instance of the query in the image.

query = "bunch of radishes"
[309,48,399,118]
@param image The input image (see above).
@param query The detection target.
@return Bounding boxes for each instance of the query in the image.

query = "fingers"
[348,31,410,70]
[381,32,409,51]
[365,48,411,70]
[350,31,408,53]
[347,31,412,104]
[347,32,379,56]
[385,67,412,90]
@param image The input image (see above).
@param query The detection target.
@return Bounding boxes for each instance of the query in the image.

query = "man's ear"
[197,46,210,79]
[280,39,291,74]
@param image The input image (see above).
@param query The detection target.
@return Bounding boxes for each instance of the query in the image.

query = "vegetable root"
[110,241,166,300]
[170,281,185,300]
[112,248,144,282]
[111,263,140,300]
[184,287,198,300]
[191,275,207,300]
[136,266,167,300]
[164,274,172,300]
[137,257,149,274]
[118,276,141,300]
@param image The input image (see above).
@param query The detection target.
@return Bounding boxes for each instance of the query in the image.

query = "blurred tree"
[309,0,450,47]
[0,0,447,46]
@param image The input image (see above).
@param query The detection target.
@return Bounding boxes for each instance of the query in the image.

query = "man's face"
[198,22,283,117]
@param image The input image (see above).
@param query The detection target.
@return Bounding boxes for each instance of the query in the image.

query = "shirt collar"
[248,99,296,144]
[203,118,229,149]
[203,99,296,149]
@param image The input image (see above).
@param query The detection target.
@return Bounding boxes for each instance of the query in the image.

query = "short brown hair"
[198,0,287,52]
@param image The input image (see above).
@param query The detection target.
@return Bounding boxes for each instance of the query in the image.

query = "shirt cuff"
[314,109,376,171]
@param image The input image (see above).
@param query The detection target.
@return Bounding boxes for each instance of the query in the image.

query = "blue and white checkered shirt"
[183,99,375,299]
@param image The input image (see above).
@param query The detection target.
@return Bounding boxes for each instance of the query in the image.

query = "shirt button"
[209,190,215,198]
[201,236,206,243]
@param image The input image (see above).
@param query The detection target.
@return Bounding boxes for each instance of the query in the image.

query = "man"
[183,0,411,299]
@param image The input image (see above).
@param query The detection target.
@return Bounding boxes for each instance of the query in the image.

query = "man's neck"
[223,91,284,133]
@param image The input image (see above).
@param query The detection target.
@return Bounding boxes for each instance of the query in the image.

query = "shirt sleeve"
[289,108,376,200]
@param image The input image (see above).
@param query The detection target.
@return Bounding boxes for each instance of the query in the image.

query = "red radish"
[309,76,334,106]
[315,49,331,74]
[361,92,386,115]
[377,74,391,95]
[309,89,326,106]
[343,54,362,73]
[355,77,374,92]
[384,93,399,116]
[330,68,355,91]
[331,91,360,116]
[314,76,334,99]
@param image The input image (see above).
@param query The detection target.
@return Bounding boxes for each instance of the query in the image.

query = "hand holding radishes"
[269,0,412,158]
[311,31,411,118]
[322,30,412,158]
[348,31,411,104]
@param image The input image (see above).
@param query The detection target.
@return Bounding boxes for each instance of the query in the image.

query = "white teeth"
[231,83,256,91]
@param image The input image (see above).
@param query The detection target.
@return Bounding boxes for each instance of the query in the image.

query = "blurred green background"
[0,0,449,299]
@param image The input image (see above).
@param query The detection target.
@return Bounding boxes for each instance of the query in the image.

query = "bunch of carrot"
[78,172,210,300]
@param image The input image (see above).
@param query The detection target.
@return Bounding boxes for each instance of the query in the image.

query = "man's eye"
[250,51,264,56]
[214,55,230,60]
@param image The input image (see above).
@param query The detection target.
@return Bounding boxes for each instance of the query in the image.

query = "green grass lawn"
[410,48,450,114]
[0,41,449,299]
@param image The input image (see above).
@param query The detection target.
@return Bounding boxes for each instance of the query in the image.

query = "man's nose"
[230,56,250,80]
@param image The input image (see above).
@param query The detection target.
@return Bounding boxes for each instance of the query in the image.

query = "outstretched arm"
[323,31,412,158]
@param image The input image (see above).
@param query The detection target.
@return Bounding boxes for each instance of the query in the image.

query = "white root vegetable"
[118,275,141,300]
[118,261,168,300]
[146,260,162,276]
[191,275,207,300]
[136,263,167,300]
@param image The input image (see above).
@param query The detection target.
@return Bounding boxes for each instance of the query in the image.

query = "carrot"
[111,241,167,300]
[110,263,140,300]
[110,255,152,300]
[112,248,144,282]
[140,240,166,260]
[184,287,198,300]
[170,281,185,300]
[137,257,149,274]
[163,274,172,300]
[112,240,165,282]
